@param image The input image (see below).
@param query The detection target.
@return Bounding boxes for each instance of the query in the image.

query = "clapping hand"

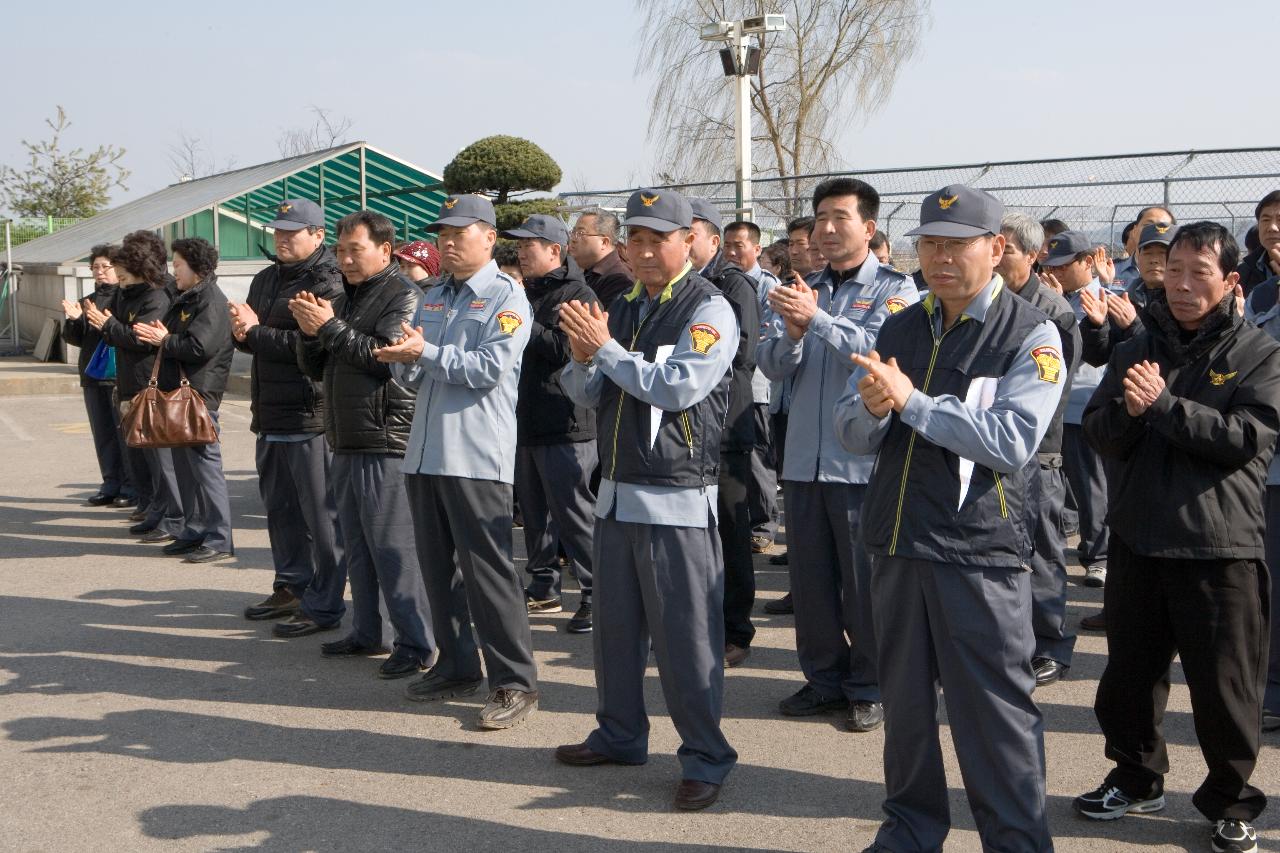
[133,318,168,346]
[559,300,612,362]
[372,322,426,363]
[61,298,85,320]
[1122,360,1165,417]
[229,302,260,342]
[1106,291,1137,330]
[850,350,914,416]
[1093,247,1115,285]
[83,300,110,330]
[288,291,334,336]
[1078,286,1108,326]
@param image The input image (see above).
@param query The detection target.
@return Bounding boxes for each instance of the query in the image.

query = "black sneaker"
[478,688,538,730]
[1211,818,1258,853]
[161,538,202,555]
[404,668,483,702]
[847,700,884,732]
[377,652,426,680]
[1073,783,1165,820]
[778,684,848,717]
[764,592,794,615]
[566,602,592,633]
[245,589,300,620]
[184,546,232,564]
[768,552,789,566]
[84,493,115,507]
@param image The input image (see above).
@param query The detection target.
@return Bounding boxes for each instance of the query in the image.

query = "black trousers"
[1095,536,1269,821]
[747,404,777,539]
[718,450,755,648]
[1062,423,1109,567]
[83,385,130,497]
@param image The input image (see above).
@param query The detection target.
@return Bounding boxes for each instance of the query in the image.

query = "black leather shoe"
[768,551,789,566]
[139,529,174,543]
[183,546,230,564]
[321,636,390,658]
[130,521,157,535]
[674,779,721,811]
[566,602,593,633]
[764,592,794,615]
[272,614,337,638]
[85,493,115,507]
[478,688,538,729]
[405,668,483,702]
[779,685,848,717]
[127,510,148,522]
[162,538,202,556]
[847,700,885,732]
[554,742,643,766]
[1080,611,1106,632]
[1032,657,1069,687]
[245,589,300,620]
[377,652,426,680]
[111,496,137,508]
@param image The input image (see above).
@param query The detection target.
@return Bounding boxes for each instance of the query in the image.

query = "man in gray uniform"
[373,194,538,731]
[554,188,739,811]
[757,177,918,733]
[835,185,1064,853]
[997,212,1081,687]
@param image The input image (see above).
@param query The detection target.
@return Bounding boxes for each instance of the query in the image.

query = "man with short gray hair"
[998,211,1081,687]
[570,209,633,307]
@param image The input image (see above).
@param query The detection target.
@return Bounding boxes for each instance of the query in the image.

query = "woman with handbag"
[89,232,185,542]
[62,243,134,508]
[133,237,235,564]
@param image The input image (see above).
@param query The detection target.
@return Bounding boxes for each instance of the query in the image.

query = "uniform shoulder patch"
[496,310,523,335]
[689,323,721,354]
[885,296,909,314]
[1031,345,1062,384]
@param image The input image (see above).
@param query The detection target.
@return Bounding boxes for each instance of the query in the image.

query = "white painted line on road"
[0,408,33,441]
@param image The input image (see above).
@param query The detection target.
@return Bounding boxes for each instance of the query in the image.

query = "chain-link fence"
[559,147,1280,267]
[1,216,81,248]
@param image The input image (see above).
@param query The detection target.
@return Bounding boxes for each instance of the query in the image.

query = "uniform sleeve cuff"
[1142,387,1174,422]
[900,389,933,429]
[807,307,834,338]
[592,338,628,371]
[416,341,440,366]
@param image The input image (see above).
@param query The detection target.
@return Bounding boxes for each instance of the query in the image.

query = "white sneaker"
[1084,564,1107,588]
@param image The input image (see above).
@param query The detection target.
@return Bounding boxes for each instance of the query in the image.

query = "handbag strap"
[147,342,189,387]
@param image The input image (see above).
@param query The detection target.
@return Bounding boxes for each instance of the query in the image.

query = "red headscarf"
[394,241,441,277]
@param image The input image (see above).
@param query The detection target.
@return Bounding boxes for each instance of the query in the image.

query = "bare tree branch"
[276,106,355,158]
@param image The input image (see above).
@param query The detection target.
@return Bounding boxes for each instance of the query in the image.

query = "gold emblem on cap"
[1155,224,1169,234]
[937,194,958,210]
[443,198,458,209]
[279,203,292,214]
[640,192,661,207]
[1049,240,1059,250]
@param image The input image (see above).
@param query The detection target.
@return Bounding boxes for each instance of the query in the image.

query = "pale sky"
[3,0,1275,211]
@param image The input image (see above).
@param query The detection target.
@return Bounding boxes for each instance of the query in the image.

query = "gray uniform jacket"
[1063,279,1107,425]
[743,262,780,405]
[757,258,917,483]
[562,270,738,528]
[834,275,1064,474]
[396,260,531,484]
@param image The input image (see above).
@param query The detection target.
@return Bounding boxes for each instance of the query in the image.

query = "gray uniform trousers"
[783,480,879,702]
[872,556,1051,853]
[331,453,434,662]
[515,442,596,604]
[255,436,347,626]
[1062,423,1109,567]
[1264,486,1280,715]
[748,403,779,540]
[405,473,537,692]
[586,510,738,784]
[141,447,185,537]
[171,412,234,553]
[84,385,130,497]
[1029,460,1076,665]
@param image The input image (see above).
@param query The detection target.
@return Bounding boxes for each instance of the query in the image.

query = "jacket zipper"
[609,314,652,479]
[889,316,965,555]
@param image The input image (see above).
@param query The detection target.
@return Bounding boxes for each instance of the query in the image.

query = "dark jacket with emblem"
[1013,273,1080,457]
[1083,292,1280,559]
[63,283,118,388]
[297,263,419,456]
[235,246,344,434]
[99,282,174,398]
[861,288,1050,568]
[518,258,598,446]
[584,249,634,308]
[157,276,235,411]
[702,252,759,453]
[598,271,731,487]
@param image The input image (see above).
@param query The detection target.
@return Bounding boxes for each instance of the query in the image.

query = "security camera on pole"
[700,14,786,223]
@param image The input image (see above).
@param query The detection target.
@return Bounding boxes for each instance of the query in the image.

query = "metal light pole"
[701,14,787,223]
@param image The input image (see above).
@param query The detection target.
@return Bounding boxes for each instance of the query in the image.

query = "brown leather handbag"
[120,350,218,448]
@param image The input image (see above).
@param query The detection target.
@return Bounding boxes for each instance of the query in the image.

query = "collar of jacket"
[279,244,331,282]
[701,250,742,279]
[525,257,585,299]
[622,261,693,304]
[923,274,1005,324]
[813,255,874,290]
[442,259,515,300]
[1145,288,1239,364]
[174,275,216,304]
[587,248,630,278]
[344,262,399,292]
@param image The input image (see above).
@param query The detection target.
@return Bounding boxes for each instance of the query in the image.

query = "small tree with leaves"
[442,135,563,231]
[0,106,129,218]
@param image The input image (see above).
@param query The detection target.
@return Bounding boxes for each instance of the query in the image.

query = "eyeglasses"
[90,263,114,272]
[570,229,604,239]
[916,236,983,258]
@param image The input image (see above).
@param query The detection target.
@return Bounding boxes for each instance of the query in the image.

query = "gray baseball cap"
[501,214,569,247]
[427,194,497,231]
[688,197,723,231]
[906,185,1004,238]
[622,188,693,233]
[266,198,325,231]
[1041,230,1094,267]
[1138,222,1177,249]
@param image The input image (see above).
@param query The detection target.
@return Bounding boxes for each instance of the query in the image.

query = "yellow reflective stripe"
[680,411,694,454]
[994,472,1008,518]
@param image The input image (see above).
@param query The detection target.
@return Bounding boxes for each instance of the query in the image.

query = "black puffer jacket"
[701,252,759,452]
[1084,293,1280,559]
[99,282,173,398]
[63,283,118,388]
[236,246,343,433]
[297,263,418,456]
[157,276,235,411]
[518,259,598,446]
